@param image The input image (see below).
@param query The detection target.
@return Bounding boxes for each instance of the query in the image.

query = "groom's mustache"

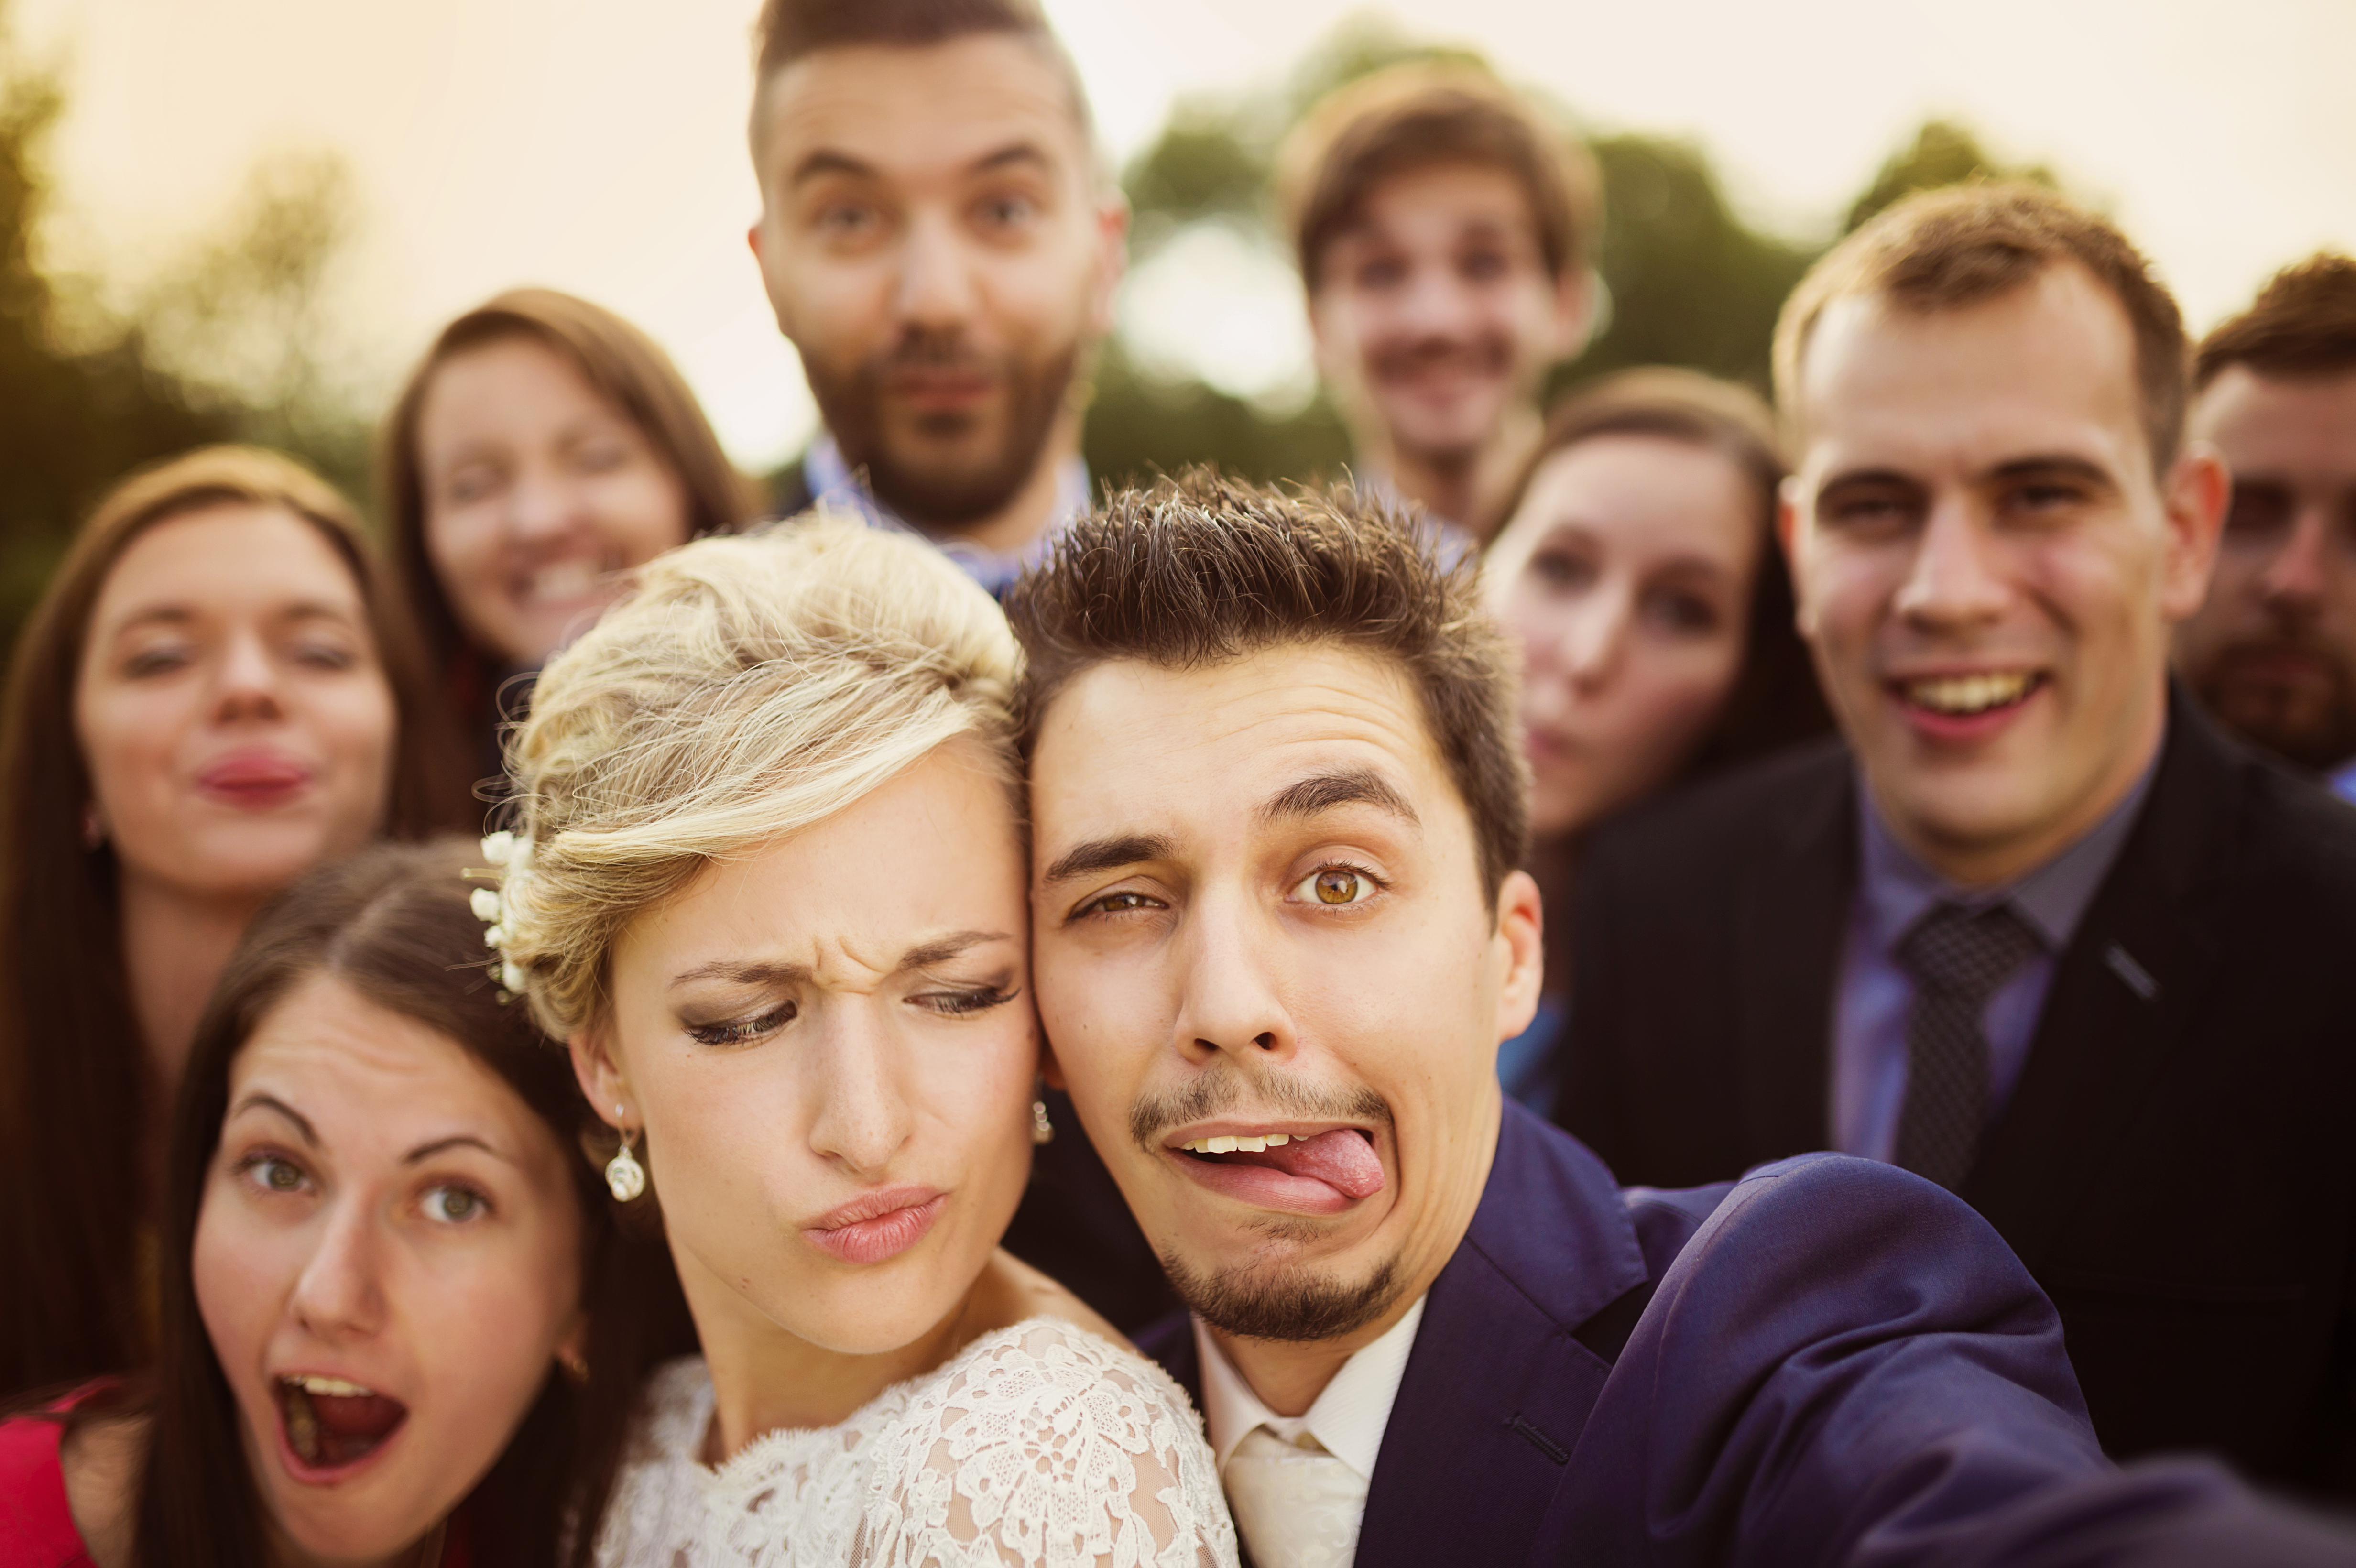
[1128,1064,1393,1153]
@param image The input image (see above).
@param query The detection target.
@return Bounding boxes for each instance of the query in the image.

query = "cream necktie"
[1222,1423,1368,1568]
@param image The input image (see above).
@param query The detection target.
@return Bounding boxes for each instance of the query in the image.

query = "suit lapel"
[1963,695,2234,1267]
[1733,752,1857,1161]
[1355,1107,1647,1568]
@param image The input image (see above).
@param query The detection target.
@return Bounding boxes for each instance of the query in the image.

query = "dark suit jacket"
[1559,688,2356,1497]
[1142,1103,2353,1566]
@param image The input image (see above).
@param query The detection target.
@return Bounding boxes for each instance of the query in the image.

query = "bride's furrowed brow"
[898,930,1015,970]
[668,958,811,991]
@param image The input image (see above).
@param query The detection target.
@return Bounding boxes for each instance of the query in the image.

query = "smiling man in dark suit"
[1004,470,2356,1567]
[1560,184,2356,1499]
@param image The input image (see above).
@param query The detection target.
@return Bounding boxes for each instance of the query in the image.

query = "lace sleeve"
[851,1319,1240,1568]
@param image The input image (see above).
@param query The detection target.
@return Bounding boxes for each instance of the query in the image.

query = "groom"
[1004,471,2356,1566]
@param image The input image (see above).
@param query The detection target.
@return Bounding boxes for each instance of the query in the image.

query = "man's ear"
[1492,868,1545,1045]
[1549,268,1598,362]
[2159,441,2230,622]
[1777,477,1817,642]
[746,220,763,263]
[569,1026,632,1131]
[1088,189,1131,338]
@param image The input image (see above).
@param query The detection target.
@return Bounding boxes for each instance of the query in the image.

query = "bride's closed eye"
[684,1002,797,1047]
[913,982,1021,1018]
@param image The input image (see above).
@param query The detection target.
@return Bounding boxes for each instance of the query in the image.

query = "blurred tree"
[0,17,223,654]
[1843,118,2056,234]
[0,4,371,665]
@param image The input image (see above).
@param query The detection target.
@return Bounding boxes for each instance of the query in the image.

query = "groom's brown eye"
[1315,870,1359,904]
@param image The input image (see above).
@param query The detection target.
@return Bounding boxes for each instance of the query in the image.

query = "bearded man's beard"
[2191,629,2356,771]
[807,328,1078,533]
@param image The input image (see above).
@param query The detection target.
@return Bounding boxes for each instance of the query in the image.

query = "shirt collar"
[1855,749,2160,954]
[803,431,1088,596]
[1192,1296,1428,1482]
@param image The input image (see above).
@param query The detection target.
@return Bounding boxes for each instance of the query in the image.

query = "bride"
[481,514,1236,1567]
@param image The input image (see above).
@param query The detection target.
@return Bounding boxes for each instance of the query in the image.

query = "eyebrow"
[669,930,1013,991]
[791,141,1051,189]
[404,1134,507,1167]
[229,1093,317,1146]
[1257,767,1420,830]
[1984,454,2117,490]
[1041,833,1176,888]
[106,600,359,637]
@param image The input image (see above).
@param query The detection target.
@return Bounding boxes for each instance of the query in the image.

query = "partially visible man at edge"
[2173,253,2356,798]
[1559,185,2356,1498]
[1006,471,2356,1567]
[1276,61,1597,545]
[748,0,1124,597]
[744,0,1170,1333]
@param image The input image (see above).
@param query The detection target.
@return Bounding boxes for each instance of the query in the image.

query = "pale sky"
[17,0,2356,470]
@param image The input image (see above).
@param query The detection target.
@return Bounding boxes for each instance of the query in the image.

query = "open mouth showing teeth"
[1899,671,2043,716]
[1174,1128,1385,1199]
[276,1375,407,1470]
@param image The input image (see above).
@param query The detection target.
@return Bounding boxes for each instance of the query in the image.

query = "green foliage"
[0,4,372,666]
[1083,343,1353,492]
[1843,119,2057,234]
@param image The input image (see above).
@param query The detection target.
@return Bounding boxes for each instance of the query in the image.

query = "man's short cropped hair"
[751,0,1095,152]
[1004,469,1529,905]
[1275,61,1601,293]
[1772,183,2189,472]
[2193,252,2356,392]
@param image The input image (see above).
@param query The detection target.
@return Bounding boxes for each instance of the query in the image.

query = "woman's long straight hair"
[129,839,693,1568]
[0,446,475,1397]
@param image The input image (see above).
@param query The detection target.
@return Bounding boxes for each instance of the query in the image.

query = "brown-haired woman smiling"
[0,446,471,1396]
[379,288,757,777]
[0,840,687,1568]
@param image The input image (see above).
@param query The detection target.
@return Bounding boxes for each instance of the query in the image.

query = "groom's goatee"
[1162,1251,1402,1344]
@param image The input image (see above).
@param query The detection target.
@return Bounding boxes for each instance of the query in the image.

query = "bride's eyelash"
[686,1003,796,1047]
[921,984,1019,1017]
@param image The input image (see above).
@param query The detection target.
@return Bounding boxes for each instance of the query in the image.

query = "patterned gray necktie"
[1893,900,2041,1190]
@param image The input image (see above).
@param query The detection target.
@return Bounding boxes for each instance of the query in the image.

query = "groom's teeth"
[1181,1132,1295,1153]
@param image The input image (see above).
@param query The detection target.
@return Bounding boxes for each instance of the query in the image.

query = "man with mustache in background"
[749,0,1124,596]
[1277,61,1597,545]
[1007,470,2356,1567]
[2172,253,2356,798]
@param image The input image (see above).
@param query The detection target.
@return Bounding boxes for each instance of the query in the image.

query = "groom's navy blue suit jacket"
[1139,1102,2356,1566]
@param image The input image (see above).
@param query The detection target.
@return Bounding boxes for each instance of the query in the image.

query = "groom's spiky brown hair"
[1003,468,1529,906]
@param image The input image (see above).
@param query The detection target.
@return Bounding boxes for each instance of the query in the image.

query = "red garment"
[0,1402,96,1568]
[0,1388,471,1567]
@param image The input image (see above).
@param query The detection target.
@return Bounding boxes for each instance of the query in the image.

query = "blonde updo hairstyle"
[493,512,1022,1044]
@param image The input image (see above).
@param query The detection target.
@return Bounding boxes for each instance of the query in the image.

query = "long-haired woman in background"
[1481,369,1831,1113]
[0,446,472,1395]
[379,288,757,779]
[0,840,688,1567]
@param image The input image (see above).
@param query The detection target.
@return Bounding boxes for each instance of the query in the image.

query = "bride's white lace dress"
[589,1317,1239,1568]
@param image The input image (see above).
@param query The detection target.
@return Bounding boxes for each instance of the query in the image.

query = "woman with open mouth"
[0,839,688,1568]
[486,517,1237,1565]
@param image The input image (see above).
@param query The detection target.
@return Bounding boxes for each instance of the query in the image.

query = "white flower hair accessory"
[470,830,534,1000]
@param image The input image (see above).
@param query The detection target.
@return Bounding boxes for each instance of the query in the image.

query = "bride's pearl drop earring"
[606,1107,647,1201]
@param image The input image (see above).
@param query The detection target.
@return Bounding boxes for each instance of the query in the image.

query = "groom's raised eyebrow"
[1041,833,1174,887]
[1258,766,1419,829]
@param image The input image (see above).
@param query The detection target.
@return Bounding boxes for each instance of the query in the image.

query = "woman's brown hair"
[1498,366,1832,786]
[378,288,759,763]
[0,445,473,1395]
[124,838,690,1567]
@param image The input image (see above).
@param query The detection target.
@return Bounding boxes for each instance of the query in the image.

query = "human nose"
[1171,887,1296,1067]
[288,1199,389,1340]
[894,211,981,331]
[2258,508,2331,611]
[1394,262,1478,340]
[1550,585,1634,695]
[805,1005,916,1175]
[1893,499,2010,631]
[506,466,582,548]
[211,629,286,723]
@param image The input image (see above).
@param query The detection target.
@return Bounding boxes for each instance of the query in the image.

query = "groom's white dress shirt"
[1193,1296,1428,1568]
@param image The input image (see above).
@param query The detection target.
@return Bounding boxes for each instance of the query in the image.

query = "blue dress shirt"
[1830,762,2157,1164]
[803,432,1090,599]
